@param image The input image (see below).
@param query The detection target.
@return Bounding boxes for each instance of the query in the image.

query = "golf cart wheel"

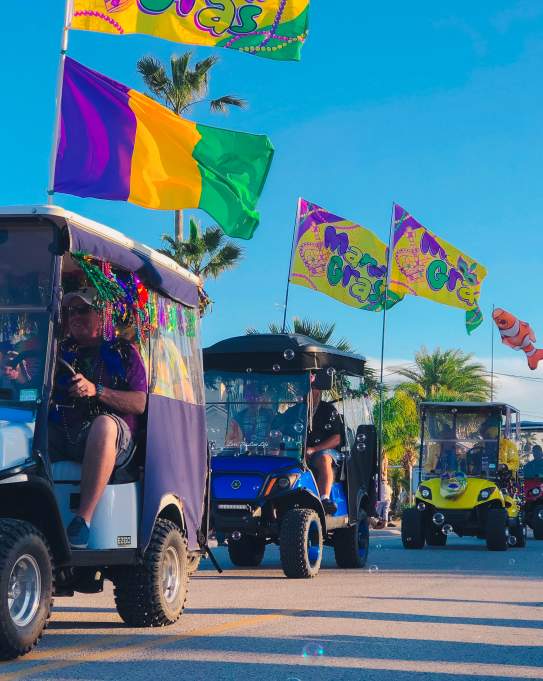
[187,552,202,575]
[227,534,266,567]
[279,508,323,578]
[401,508,425,549]
[113,519,189,627]
[510,520,527,548]
[485,508,508,551]
[0,519,54,660]
[333,509,369,568]
[533,510,543,540]
[425,526,447,547]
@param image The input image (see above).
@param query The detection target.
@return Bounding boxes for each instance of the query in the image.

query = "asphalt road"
[2,528,543,681]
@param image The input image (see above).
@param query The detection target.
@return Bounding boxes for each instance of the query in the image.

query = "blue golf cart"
[204,334,377,578]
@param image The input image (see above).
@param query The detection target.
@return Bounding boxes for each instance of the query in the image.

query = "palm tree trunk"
[174,209,184,241]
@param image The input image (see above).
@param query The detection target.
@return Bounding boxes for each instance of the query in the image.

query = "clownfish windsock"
[492,308,543,370]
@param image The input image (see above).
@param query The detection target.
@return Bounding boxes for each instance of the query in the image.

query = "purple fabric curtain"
[67,222,198,308]
[142,394,207,551]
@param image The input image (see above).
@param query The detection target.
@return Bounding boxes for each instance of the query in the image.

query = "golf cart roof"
[0,205,200,307]
[421,401,520,415]
[204,333,366,375]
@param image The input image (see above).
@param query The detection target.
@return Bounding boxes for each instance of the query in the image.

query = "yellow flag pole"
[47,0,74,204]
[377,202,396,505]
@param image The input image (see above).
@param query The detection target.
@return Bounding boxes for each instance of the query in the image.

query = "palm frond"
[210,95,248,113]
[201,244,243,279]
[137,56,169,101]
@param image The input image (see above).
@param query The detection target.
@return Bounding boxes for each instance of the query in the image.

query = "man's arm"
[307,434,340,457]
[69,374,146,415]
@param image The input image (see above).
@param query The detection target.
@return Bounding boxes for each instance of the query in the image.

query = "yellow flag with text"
[390,204,487,333]
[290,200,402,311]
[71,0,309,61]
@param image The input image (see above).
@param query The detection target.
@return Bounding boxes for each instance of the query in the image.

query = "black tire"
[0,519,54,660]
[187,553,202,575]
[425,526,447,547]
[510,519,527,548]
[227,534,266,567]
[401,508,425,549]
[486,508,508,551]
[114,519,189,627]
[333,509,369,568]
[533,510,543,539]
[279,509,323,578]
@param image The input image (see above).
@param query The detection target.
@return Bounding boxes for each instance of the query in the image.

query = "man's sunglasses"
[67,304,93,316]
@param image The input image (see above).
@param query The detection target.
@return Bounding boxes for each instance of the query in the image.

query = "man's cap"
[62,287,98,307]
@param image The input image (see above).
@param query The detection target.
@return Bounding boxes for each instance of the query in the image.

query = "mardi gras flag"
[54,58,274,239]
[70,0,309,61]
[290,200,403,312]
[390,204,487,333]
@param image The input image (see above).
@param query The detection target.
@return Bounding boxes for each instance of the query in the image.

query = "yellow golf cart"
[402,402,526,551]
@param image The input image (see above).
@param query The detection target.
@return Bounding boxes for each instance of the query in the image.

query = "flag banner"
[289,199,403,311]
[492,308,543,370]
[390,204,487,333]
[71,0,309,61]
[54,58,274,239]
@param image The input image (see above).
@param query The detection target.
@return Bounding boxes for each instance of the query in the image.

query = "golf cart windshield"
[422,408,501,479]
[0,222,54,405]
[205,370,310,461]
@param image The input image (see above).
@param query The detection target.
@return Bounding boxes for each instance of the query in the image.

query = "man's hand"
[69,373,97,399]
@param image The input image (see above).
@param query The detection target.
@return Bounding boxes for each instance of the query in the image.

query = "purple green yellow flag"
[71,0,309,61]
[290,199,403,312]
[390,204,487,334]
[54,58,274,239]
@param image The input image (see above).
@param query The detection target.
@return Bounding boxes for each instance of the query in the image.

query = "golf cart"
[518,421,543,539]
[204,334,377,578]
[403,402,526,551]
[0,206,209,659]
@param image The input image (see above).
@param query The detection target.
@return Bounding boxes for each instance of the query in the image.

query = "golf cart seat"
[51,445,142,485]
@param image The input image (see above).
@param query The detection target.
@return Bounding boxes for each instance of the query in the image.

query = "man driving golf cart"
[48,287,147,548]
[403,402,526,552]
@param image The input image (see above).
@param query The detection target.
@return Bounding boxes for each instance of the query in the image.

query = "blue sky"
[3,2,543,415]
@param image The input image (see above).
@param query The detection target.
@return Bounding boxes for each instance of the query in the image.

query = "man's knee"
[88,414,118,443]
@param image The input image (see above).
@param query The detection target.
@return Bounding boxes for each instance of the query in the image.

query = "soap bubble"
[272,364,281,372]
[302,642,324,658]
[368,565,379,573]
[324,423,332,430]
[283,349,295,360]
[508,558,516,566]
[442,524,454,535]
[269,430,282,440]
[245,367,253,373]
[293,421,304,434]
[375,544,382,550]
[326,367,336,376]
[507,535,517,546]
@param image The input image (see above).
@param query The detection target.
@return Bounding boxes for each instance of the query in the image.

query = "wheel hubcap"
[162,546,180,604]
[307,520,321,567]
[8,554,41,628]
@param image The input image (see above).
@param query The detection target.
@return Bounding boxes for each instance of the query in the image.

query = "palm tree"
[160,217,243,315]
[395,347,491,402]
[137,52,246,239]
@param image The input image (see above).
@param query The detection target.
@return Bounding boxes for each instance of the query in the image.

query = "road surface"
[2,528,543,680]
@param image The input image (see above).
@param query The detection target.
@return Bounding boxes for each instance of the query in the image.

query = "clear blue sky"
[3,2,543,413]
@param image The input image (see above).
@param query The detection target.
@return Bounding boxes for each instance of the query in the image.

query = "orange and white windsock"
[492,308,543,370]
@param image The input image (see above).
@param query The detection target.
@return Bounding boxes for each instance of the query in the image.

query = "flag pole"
[47,0,74,205]
[377,202,395,504]
[490,303,495,401]
[281,197,302,333]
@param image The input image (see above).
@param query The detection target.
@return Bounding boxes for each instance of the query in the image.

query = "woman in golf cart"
[49,285,147,549]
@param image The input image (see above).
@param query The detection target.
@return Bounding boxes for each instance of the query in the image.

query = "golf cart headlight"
[420,486,432,499]
[531,487,541,497]
[478,487,495,501]
[264,473,299,496]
